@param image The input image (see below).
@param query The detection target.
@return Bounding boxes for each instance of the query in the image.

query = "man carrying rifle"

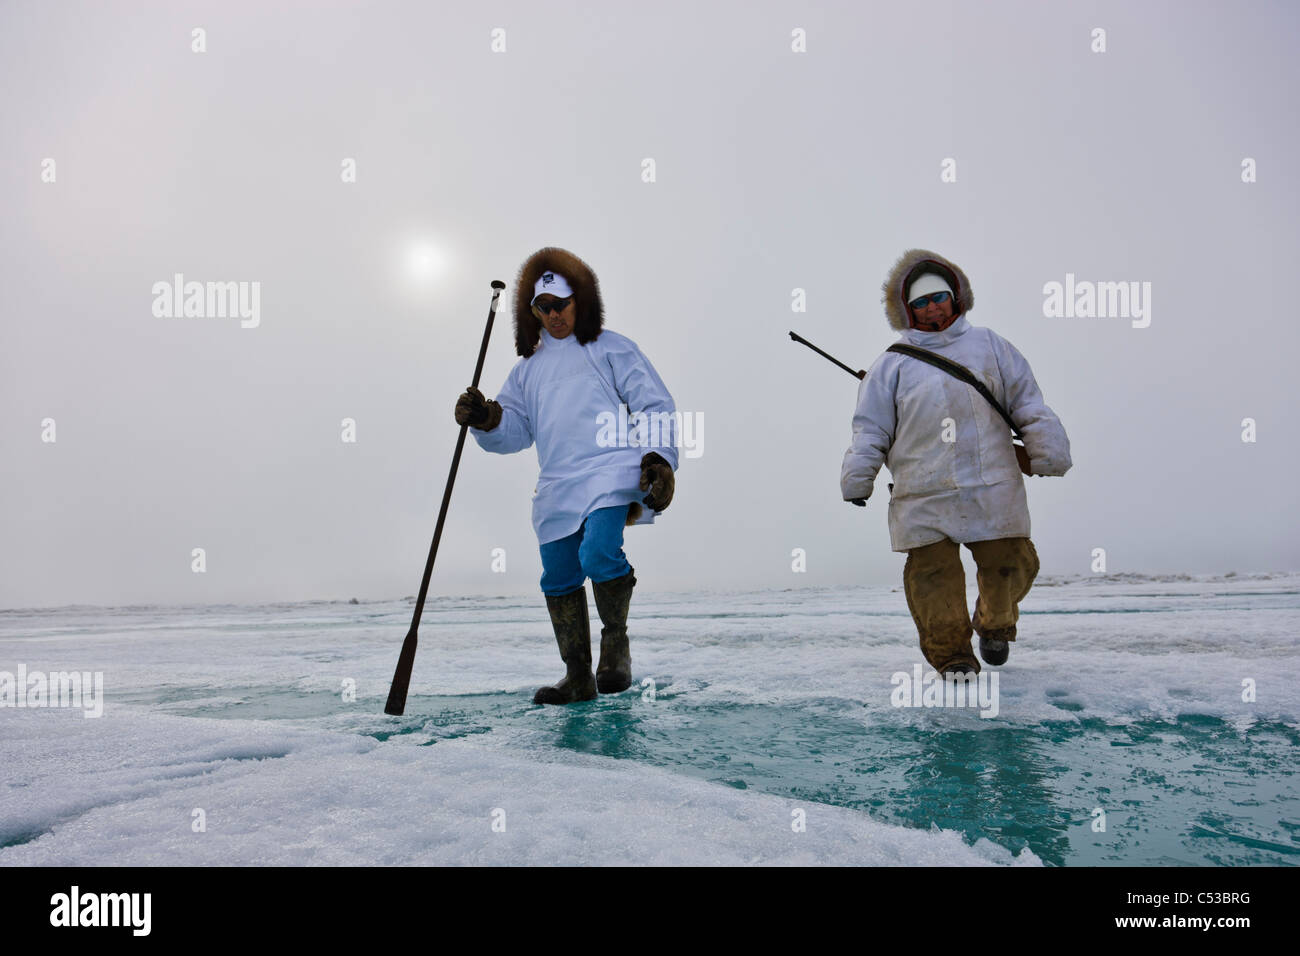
[841,248,1072,675]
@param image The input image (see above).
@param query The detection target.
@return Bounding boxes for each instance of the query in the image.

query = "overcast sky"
[3,0,1298,609]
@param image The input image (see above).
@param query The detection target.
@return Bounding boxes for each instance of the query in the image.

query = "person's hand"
[848,497,868,507]
[454,386,502,431]
[640,452,674,513]
[1014,443,1033,476]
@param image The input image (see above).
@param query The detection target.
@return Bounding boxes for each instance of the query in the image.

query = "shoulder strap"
[886,343,1022,439]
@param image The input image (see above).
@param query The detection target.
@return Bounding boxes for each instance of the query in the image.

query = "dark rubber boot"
[592,570,636,694]
[533,587,597,705]
[978,626,1014,666]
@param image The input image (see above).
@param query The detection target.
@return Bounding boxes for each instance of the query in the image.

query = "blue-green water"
[118,681,1299,867]
[13,575,1300,866]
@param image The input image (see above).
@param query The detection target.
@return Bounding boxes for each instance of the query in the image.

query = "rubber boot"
[591,570,636,694]
[978,631,1013,666]
[533,586,597,705]
[974,598,1013,665]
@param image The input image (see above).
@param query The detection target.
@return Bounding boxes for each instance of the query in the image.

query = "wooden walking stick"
[384,280,506,716]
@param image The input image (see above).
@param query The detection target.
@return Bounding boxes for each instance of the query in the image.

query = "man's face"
[908,292,956,332]
[534,296,576,339]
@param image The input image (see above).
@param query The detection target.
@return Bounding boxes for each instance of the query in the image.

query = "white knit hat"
[908,273,953,305]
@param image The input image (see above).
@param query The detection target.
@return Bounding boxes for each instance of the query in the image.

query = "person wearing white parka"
[841,248,1072,674]
[455,247,679,705]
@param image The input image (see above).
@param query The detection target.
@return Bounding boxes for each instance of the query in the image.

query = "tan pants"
[902,537,1040,673]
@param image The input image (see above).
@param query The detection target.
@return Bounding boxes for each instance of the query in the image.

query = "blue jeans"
[539,505,633,596]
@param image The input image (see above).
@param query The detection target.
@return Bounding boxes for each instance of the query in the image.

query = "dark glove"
[640,452,674,513]
[848,497,868,507]
[454,386,502,431]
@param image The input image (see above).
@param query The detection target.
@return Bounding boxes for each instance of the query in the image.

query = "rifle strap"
[885,343,1023,441]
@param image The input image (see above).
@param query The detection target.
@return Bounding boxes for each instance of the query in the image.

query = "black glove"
[640,452,674,513]
[848,495,869,507]
[454,386,502,431]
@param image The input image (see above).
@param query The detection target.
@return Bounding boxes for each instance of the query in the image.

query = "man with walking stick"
[840,248,1072,675]
[456,247,679,705]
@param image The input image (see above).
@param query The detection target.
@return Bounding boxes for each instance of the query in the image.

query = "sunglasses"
[532,296,573,317]
[908,291,952,310]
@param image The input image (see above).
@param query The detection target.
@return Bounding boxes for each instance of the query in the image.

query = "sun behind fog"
[408,242,444,281]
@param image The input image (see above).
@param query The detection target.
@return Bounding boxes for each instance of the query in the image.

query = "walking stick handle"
[470,281,507,390]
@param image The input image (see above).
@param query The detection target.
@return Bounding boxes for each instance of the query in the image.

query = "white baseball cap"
[532,271,574,304]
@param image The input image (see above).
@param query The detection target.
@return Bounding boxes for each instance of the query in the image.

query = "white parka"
[476,247,679,546]
[840,249,1072,552]
[474,327,679,545]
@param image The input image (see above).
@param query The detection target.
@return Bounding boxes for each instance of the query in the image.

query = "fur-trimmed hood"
[512,247,605,357]
[881,248,974,332]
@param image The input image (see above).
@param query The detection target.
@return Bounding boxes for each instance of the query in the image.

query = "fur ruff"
[512,247,605,357]
[881,248,975,331]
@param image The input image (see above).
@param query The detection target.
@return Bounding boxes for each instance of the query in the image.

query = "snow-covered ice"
[2,572,1297,866]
